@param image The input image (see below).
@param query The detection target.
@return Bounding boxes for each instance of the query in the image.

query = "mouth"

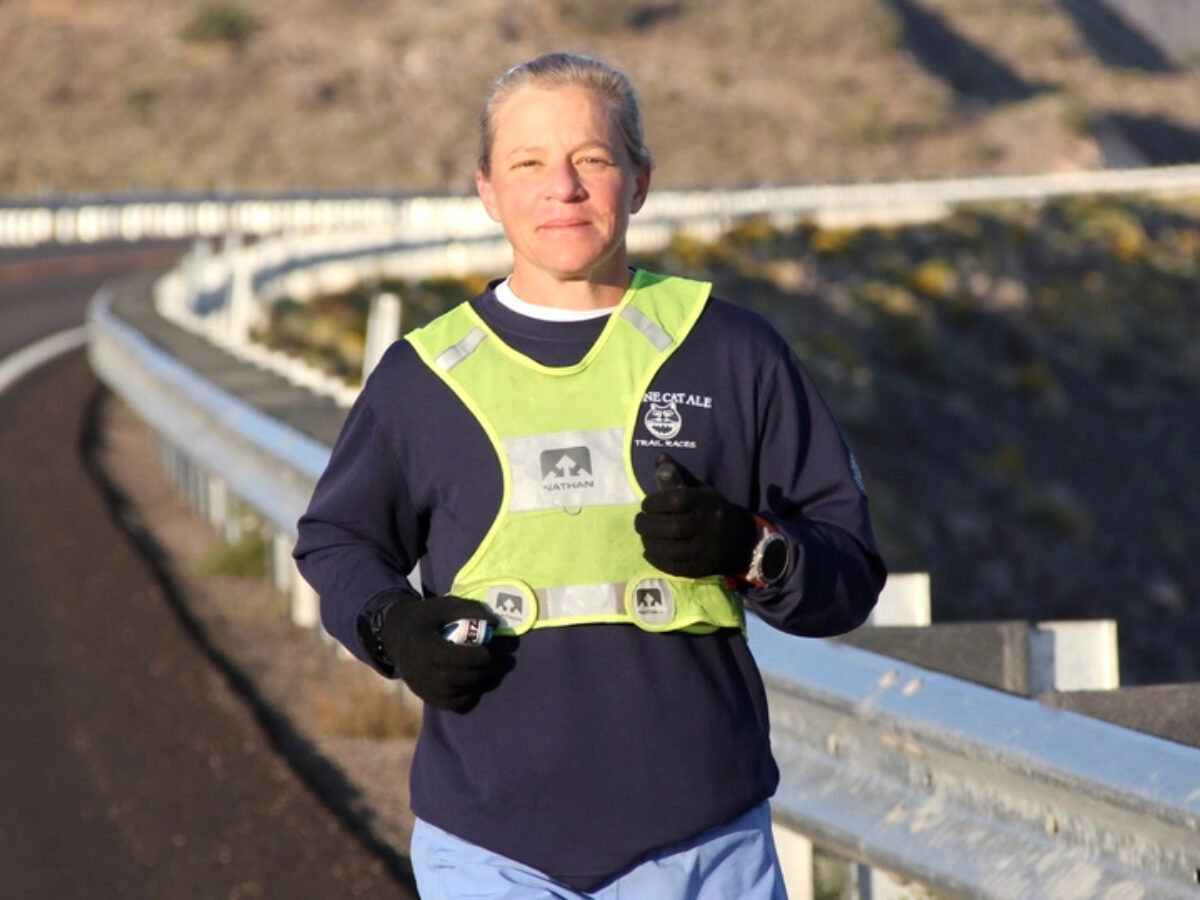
[538,218,590,231]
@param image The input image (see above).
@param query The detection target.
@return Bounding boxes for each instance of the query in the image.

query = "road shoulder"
[89,387,420,881]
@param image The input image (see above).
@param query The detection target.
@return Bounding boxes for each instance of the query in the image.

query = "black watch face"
[761,536,788,583]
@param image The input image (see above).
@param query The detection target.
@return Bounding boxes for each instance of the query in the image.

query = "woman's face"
[475,84,650,300]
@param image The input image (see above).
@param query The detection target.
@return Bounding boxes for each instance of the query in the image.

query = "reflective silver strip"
[435,327,487,371]
[536,583,625,618]
[621,306,673,351]
[504,428,638,513]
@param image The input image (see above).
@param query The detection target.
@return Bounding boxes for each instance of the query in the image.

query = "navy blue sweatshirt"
[294,275,886,890]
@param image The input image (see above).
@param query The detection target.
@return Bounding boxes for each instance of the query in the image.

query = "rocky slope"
[3,0,1200,195]
[650,198,1200,685]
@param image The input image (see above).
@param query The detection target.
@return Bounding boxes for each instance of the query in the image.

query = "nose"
[546,159,586,202]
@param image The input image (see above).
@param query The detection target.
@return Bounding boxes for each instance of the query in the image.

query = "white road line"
[0,325,90,396]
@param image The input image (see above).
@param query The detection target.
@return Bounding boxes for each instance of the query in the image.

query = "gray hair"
[477,52,653,177]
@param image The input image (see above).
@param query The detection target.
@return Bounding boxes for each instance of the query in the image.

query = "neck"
[510,264,633,311]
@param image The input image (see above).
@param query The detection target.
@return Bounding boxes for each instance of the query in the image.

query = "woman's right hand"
[380,593,507,712]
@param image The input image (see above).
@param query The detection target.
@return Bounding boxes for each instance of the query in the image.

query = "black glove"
[378,592,505,712]
[634,454,757,579]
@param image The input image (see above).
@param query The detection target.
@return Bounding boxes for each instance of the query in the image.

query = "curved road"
[0,244,415,898]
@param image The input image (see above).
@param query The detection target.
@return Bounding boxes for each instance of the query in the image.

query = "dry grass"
[305,666,420,740]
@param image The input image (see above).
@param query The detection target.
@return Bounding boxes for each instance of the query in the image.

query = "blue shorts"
[410,800,788,899]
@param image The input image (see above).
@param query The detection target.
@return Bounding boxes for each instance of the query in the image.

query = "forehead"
[491,84,617,144]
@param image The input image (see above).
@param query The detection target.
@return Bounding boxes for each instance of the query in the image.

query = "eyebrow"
[503,140,615,159]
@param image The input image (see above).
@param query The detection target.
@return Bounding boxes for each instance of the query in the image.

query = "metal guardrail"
[0,193,402,247]
[86,243,1200,899]
[88,284,328,534]
[748,617,1200,898]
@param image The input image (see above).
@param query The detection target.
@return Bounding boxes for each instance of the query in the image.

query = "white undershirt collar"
[494,277,616,322]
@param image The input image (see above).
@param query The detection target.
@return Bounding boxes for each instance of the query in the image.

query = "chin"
[538,247,624,280]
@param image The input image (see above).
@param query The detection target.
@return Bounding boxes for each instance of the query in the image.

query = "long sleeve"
[293,382,421,667]
[741,334,886,635]
[631,297,886,637]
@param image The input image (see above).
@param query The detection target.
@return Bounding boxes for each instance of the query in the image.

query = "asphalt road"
[0,244,415,898]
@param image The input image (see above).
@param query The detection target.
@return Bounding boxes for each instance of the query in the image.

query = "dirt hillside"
[3,0,1200,195]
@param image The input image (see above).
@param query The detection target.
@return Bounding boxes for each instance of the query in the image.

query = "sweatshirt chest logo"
[636,390,713,451]
[645,402,683,439]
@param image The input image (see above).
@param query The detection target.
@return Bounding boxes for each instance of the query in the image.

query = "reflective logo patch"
[540,446,593,482]
[637,587,664,608]
[631,578,675,626]
[487,585,532,630]
[505,430,637,512]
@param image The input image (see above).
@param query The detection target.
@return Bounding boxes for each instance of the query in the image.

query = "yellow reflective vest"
[404,270,744,636]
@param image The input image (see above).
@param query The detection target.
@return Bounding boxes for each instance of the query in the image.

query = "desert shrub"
[180,2,263,49]
[306,669,420,739]
[1060,96,1095,136]
[908,257,958,299]
[811,226,859,256]
[665,231,732,271]
[257,292,369,380]
[724,216,780,250]
[857,280,924,320]
[1009,361,1058,398]
[385,276,482,332]
[835,98,893,147]
[1017,483,1093,543]
[194,528,268,578]
[554,0,685,31]
[984,444,1028,488]
[125,84,159,123]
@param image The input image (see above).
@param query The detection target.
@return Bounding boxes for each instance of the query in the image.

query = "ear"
[475,170,501,222]
[630,166,651,215]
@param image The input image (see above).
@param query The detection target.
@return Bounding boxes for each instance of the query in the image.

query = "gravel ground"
[92,388,421,881]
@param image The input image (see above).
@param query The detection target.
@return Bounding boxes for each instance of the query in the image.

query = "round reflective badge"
[485,584,534,632]
[630,578,675,627]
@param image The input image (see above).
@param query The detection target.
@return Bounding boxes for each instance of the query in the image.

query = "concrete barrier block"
[833,621,1034,695]
[1038,684,1200,749]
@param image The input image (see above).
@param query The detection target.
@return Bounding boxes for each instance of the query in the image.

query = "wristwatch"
[743,518,789,588]
[357,597,397,672]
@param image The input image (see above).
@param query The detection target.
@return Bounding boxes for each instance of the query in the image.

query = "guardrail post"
[221,228,241,308]
[206,474,231,539]
[227,254,254,346]
[1029,619,1120,693]
[363,291,402,381]
[291,569,320,629]
[772,826,814,900]
[184,238,210,314]
[867,572,931,626]
[189,457,209,523]
[270,531,294,594]
[773,572,933,900]
[853,574,935,900]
